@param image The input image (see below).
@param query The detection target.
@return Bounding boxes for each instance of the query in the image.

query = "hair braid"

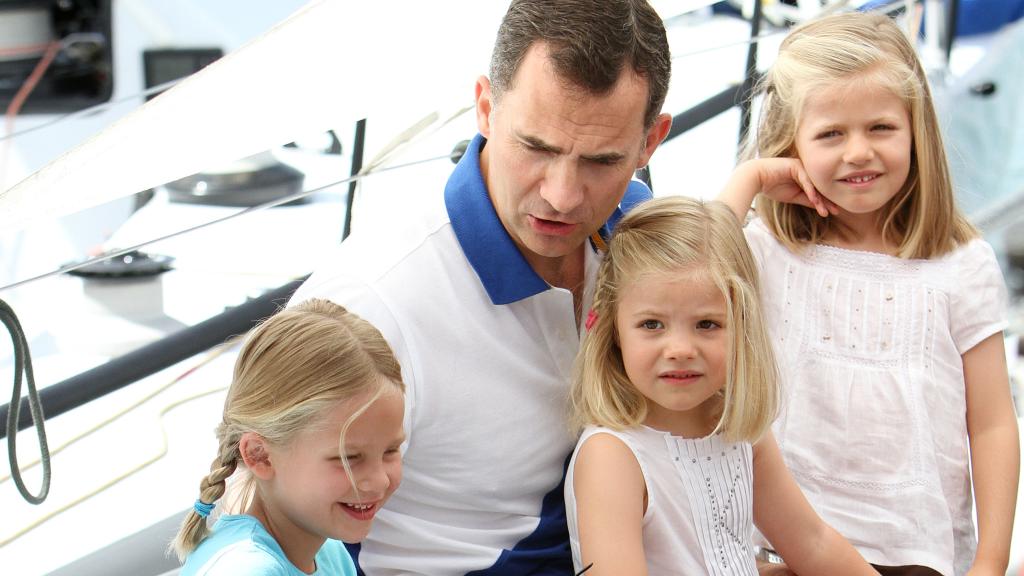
[169,430,241,561]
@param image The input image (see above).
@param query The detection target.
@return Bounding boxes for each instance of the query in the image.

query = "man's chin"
[521,236,590,262]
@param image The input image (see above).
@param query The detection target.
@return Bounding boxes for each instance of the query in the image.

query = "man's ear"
[475,75,494,138]
[239,432,274,480]
[637,112,673,169]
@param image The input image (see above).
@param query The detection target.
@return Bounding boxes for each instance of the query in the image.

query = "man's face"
[475,43,668,271]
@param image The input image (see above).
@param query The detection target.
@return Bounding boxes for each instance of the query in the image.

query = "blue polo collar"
[445,133,652,305]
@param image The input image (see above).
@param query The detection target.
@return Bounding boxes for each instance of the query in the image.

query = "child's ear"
[239,432,274,480]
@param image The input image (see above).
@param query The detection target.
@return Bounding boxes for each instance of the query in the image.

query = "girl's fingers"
[826,197,840,215]
[794,168,829,218]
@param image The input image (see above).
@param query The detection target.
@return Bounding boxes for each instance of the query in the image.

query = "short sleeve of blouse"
[950,239,1009,354]
[742,218,777,273]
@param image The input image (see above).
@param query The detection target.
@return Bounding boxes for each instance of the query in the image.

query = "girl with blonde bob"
[565,196,877,575]
[172,298,405,576]
[719,11,1018,576]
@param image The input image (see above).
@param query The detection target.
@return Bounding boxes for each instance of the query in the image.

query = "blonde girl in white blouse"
[718,12,1019,576]
[565,196,878,576]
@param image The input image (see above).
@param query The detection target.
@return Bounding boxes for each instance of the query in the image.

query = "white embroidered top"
[566,425,757,575]
[744,219,1008,576]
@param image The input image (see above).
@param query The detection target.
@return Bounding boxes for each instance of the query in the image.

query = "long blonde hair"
[571,196,778,443]
[171,298,404,560]
[747,11,976,259]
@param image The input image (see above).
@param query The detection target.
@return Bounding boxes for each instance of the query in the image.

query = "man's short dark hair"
[489,0,671,129]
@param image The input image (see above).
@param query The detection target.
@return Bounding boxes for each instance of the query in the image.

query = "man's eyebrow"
[519,133,562,154]
[580,151,625,164]
[519,133,625,163]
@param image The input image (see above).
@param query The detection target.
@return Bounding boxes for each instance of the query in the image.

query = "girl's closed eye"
[815,129,840,140]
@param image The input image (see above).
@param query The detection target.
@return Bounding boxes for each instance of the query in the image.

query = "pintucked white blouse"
[745,219,1008,576]
[566,426,757,575]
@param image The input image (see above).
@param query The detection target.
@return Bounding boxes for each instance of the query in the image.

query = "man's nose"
[540,159,584,214]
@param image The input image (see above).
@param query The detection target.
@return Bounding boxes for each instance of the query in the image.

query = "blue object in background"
[957,0,1024,35]
[858,0,1024,37]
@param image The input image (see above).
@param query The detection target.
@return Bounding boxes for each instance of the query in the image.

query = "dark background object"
[65,250,173,278]
[164,158,306,207]
[970,81,997,96]
[142,47,222,100]
[0,0,113,113]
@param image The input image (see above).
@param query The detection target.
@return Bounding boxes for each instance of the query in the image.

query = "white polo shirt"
[291,134,651,576]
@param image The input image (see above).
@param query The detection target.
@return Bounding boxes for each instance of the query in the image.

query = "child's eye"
[640,319,663,330]
[815,129,840,139]
[696,319,720,330]
[872,123,896,131]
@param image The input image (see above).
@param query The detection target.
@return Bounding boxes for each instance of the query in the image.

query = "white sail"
[0,0,505,232]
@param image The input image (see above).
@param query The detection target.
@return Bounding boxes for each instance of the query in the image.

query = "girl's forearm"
[780,524,878,576]
[969,417,1020,573]
[718,160,763,222]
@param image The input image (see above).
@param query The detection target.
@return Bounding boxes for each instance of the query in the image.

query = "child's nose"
[843,133,875,164]
[356,462,392,495]
[665,333,697,359]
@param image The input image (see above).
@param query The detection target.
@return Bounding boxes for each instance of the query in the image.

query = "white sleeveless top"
[744,219,1008,575]
[566,425,757,575]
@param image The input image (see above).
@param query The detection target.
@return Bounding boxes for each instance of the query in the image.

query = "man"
[291,0,672,573]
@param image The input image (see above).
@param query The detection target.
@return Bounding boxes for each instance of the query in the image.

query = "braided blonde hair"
[171,298,403,560]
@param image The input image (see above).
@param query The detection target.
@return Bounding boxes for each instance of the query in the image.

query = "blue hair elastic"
[193,499,216,518]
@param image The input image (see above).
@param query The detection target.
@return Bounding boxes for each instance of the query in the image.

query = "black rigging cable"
[1,298,50,504]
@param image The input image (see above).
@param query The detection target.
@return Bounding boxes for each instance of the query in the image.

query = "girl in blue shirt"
[172,298,406,575]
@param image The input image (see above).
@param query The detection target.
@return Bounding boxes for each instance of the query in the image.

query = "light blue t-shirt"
[180,514,357,576]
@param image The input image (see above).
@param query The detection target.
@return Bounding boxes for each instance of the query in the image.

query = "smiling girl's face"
[794,76,912,239]
[264,386,405,546]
